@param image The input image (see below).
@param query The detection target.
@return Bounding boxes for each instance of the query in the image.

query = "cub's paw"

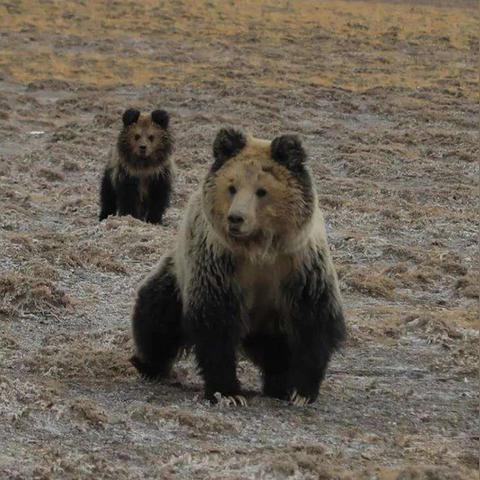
[212,392,248,407]
[289,389,314,406]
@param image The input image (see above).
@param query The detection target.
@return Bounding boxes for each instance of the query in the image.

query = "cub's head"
[117,108,173,172]
[203,128,315,254]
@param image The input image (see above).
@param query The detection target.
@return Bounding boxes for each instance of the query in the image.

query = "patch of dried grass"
[455,273,479,299]
[62,159,81,171]
[382,245,422,262]
[37,167,65,182]
[403,307,478,347]
[343,268,396,299]
[129,404,236,434]
[0,272,73,317]
[100,216,175,260]
[0,333,18,349]
[69,398,110,428]
[4,231,127,274]
[31,448,132,480]
[27,330,133,381]
[162,447,338,480]
[373,465,472,480]
[0,377,62,421]
[451,335,478,374]
[385,263,443,288]
[403,314,463,342]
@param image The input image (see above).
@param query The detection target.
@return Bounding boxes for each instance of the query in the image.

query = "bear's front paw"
[210,392,248,407]
[130,355,170,381]
[289,389,314,406]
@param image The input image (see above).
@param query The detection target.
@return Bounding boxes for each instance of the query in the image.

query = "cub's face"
[204,129,314,248]
[118,108,172,169]
[128,119,164,158]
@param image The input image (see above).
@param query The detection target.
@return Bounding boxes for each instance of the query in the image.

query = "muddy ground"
[0,1,478,479]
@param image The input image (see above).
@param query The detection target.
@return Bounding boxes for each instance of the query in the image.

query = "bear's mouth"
[227,227,261,243]
[228,229,249,238]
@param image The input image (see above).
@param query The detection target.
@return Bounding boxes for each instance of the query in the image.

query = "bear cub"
[99,108,174,224]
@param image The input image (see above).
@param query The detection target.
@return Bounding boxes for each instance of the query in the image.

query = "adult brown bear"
[131,128,346,405]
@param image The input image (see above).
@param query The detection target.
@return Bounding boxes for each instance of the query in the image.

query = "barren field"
[0,0,478,478]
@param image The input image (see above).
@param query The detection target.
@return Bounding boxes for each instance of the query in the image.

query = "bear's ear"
[122,108,140,127]
[212,128,246,171]
[271,135,306,171]
[151,110,169,129]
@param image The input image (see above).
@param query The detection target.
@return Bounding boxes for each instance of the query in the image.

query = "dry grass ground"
[0,0,478,478]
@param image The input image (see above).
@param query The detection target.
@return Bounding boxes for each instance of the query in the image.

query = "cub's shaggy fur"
[131,128,346,405]
[99,108,174,224]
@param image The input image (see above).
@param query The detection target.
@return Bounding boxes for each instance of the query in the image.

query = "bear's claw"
[289,390,311,406]
[213,392,248,407]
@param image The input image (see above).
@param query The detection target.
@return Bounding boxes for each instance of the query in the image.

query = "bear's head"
[117,108,173,172]
[203,128,315,255]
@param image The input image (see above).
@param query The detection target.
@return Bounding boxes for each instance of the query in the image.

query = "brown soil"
[0,1,478,479]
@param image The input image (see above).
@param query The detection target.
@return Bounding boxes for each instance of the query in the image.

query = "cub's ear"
[151,110,169,129]
[122,108,140,127]
[271,135,306,171]
[212,128,246,171]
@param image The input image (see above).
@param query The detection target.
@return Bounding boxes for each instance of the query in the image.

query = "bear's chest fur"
[138,176,150,202]
[234,255,293,332]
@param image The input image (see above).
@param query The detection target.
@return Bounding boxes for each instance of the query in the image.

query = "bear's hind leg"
[243,333,291,400]
[131,257,184,380]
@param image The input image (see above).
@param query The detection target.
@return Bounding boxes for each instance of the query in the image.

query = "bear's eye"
[134,134,141,141]
[256,188,267,198]
[228,185,237,195]
[148,135,154,142]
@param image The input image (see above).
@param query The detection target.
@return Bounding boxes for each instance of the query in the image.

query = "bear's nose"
[139,145,147,152]
[228,214,244,225]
